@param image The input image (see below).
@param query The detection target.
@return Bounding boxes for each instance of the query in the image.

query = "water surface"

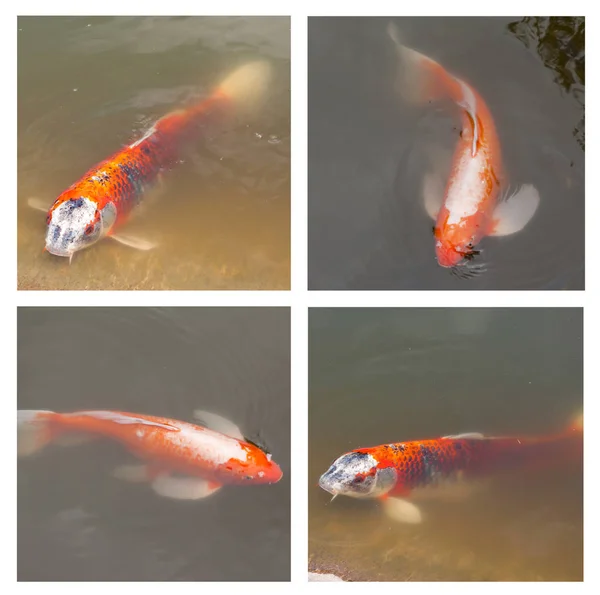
[308,17,584,289]
[18,16,290,290]
[18,307,290,581]
[309,308,582,581]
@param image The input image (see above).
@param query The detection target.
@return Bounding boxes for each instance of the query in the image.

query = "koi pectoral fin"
[489,184,540,237]
[192,410,245,441]
[27,197,50,212]
[151,476,222,500]
[382,497,423,524]
[109,234,157,251]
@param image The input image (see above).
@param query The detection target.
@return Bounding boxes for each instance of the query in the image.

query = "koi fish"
[18,408,282,500]
[388,23,540,273]
[318,415,582,523]
[28,60,272,262]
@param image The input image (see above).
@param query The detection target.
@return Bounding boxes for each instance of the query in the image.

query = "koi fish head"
[232,442,283,485]
[318,451,397,500]
[45,197,115,258]
[434,232,481,268]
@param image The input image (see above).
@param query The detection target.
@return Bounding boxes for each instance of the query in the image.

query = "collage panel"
[308,17,584,289]
[309,307,583,581]
[18,16,290,290]
[17,307,290,581]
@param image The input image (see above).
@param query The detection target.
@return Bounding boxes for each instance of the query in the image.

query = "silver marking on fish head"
[45,198,116,258]
[318,451,396,500]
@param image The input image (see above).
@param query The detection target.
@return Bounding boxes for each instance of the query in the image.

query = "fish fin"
[442,432,485,439]
[27,197,50,212]
[112,464,152,483]
[151,475,222,500]
[388,22,446,105]
[382,496,423,524]
[423,171,445,220]
[387,22,479,156]
[216,61,272,111]
[17,410,55,456]
[569,411,583,434]
[109,233,157,251]
[192,410,244,440]
[489,184,540,236]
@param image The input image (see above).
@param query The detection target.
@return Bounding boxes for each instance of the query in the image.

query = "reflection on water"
[308,17,584,289]
[18,307,290,581]
[309,308,582,581]
[18,16,290,290]
[507,17,584,150]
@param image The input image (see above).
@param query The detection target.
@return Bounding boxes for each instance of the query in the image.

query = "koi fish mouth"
[45,245,74,258]
[318,474,335,495]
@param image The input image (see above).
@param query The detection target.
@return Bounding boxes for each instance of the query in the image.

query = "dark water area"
[17,307,290,581]
[309,308,583,581]
[308,17,584,290]
[18,16,290,290]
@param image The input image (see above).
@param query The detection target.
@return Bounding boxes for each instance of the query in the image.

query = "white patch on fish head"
[45,197,113,257]
[318,452,397,499]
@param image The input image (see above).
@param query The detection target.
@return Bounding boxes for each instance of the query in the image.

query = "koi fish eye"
[45,213,51,225]
[84,223,95,236]
[352,476,365,484]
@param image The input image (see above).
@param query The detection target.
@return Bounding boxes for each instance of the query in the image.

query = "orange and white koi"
[388,23,540,272]
[319,414,582,523]
[18,409,282,500]
[29,61,271,262]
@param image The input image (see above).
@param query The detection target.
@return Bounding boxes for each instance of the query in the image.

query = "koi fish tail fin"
[215,60,272,113]
[569,411,583,434]
[17,410,55,456]
[387,22,479,153]
[387,23,459,104]
[18,410,93,456]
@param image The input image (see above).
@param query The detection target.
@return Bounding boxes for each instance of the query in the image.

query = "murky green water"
[18,16,290,290]
[309,308,583,581]
[18,307,290,581]
[308,17,584,289]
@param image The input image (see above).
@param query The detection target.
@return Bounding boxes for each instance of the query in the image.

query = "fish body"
[319,419,582,522]
[39,61,271,260]
[388,23,539,270]
[18,409,282,499]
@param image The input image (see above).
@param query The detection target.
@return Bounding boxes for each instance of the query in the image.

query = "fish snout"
[435,240,465,268]
[249,458,283,484]
[318,471,336,495]
[266,459,283,483]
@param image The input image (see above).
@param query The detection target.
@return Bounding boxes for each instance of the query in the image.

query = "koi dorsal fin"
[75,411,179,431]
[442,432,485,440]
[455,80,479,157]
[192,410,244,440]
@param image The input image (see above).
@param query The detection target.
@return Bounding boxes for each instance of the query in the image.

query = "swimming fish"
[388,23,540,271]
[318,415,582,523]
[18,409,282,499]
[29,60,272,262]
